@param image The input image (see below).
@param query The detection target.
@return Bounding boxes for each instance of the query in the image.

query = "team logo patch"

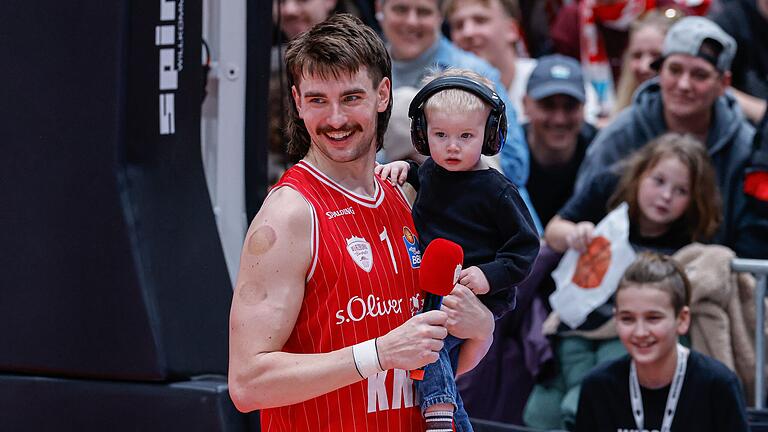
[401,227,422,268]
[409,293,422,316]
[346,236,373,272]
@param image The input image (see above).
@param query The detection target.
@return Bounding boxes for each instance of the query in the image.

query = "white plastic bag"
[549,202,636,329]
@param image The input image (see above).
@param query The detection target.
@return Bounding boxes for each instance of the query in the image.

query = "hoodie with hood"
[574,78,765,258]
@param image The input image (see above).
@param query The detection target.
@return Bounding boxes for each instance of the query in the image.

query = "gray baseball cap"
[526,54,586,102]
[652,16,737,72]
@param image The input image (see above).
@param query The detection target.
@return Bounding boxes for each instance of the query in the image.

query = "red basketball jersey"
[260,160,425,432]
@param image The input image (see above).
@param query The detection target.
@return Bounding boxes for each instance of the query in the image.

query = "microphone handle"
[422,292,444,313]
[410,292,444,381]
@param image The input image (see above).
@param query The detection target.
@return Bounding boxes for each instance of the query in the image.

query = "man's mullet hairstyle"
[284,14,393,161]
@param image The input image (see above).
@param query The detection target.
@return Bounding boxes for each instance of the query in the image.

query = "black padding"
[0,0,231,380]
[245,0,273,221]
[0,374,256,431]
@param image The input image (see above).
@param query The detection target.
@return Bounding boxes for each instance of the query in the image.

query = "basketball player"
[227,14,495,431]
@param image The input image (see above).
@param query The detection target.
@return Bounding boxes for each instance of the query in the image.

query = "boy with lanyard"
[575,252,748,432]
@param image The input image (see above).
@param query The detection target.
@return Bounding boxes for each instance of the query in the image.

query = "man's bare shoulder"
[254,186,312,230]
[240,185,313,273]
[235,185,312,309]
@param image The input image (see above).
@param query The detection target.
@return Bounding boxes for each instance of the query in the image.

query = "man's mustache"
[316,124,363,135]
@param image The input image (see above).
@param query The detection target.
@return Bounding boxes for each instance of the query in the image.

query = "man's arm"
[228,187,358,411]
[439,284,494,376]
[730,87,767,124]
[228,187,449,412]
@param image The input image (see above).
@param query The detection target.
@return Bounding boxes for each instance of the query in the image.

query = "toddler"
[377,68,540,431]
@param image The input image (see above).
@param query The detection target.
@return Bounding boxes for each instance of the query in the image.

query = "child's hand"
[374,161,410,185]
[566,221,596,253]
[458,266,490,295]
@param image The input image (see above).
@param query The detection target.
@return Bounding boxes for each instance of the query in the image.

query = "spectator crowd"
[263,0,768,429]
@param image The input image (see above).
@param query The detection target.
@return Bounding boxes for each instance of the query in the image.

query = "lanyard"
[629,344,689,432]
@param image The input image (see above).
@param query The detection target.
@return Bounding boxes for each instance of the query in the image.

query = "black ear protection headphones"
[408,76,507,157]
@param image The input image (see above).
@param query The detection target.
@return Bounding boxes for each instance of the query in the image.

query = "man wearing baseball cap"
[574,16,766,258]
[522,55,598,226]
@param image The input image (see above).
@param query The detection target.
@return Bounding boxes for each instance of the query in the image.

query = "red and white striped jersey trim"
[296,160,385,208]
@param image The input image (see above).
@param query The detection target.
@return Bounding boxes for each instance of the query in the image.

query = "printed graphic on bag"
[571,236,611,288]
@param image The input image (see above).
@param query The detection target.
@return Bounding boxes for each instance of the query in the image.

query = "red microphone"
[410,238,464,381]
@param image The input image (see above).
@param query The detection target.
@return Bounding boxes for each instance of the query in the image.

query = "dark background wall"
[0,0,270,429]
[0,0,231,381]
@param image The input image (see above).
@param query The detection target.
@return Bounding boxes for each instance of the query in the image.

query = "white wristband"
[352,338,384,378]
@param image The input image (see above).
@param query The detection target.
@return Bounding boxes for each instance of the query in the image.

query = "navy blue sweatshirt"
[408,158,540,318]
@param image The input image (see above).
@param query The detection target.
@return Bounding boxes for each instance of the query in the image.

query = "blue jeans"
[416,334,473,432]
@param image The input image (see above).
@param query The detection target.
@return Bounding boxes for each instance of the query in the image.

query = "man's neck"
[527,132,578,168]
[496,50,518,89]
[304,147,377,197]
[636,347,678,389]
[664,109,711,144]
[391,34,439,62]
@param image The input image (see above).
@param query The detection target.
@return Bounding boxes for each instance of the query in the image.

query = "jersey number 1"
[379,227,398,274]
